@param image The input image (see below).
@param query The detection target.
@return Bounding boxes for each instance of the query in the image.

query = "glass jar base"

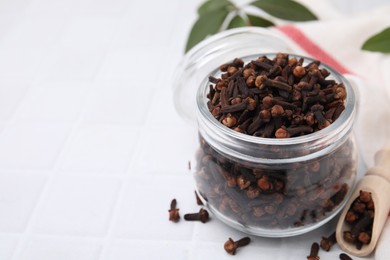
[197,189,351,237]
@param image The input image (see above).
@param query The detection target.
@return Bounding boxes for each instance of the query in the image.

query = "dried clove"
[320,232,337,251]
[195,191,203,205]
[168,198,180,222]
[339,253,353,260]
[307,242,320,260]
[224,236,251,255]
[184,208,210,223]
[275,125,313,138]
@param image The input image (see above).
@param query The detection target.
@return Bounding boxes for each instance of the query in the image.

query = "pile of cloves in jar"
[343,190,375,249]
[207,53,346,137]
[194,53,355,229]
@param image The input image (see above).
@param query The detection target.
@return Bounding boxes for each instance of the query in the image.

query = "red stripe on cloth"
[277,25,351,75]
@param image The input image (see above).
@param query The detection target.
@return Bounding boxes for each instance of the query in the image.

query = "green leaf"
[227,14,246,29]
[250,0,317,21]
[247,14,274,27]
[198,0,235,16]
[362,27,390,53]
[185,9,229,53]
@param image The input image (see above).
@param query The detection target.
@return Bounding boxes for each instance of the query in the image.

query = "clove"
[275,126,313,138]
[168,199,180,222]
[184,208,210,223]
[307,242,320,260]
[320,232,337,251]
[339,253,353,260]
[224,237,251,255]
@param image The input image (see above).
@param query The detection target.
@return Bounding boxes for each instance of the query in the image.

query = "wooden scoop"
[336,139,390,257]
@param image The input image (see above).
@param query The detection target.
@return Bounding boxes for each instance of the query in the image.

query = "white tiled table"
[0,0,385,259]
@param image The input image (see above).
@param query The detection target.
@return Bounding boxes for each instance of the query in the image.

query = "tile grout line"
[0,27,64,259]
[159,2,200,259]
[142,0,186,127]
[0,44,61,260]
[0,6,74,129]
[4,0,191,258]
[95,126,145,260]
[95,1,187,253]
[91,3,149,256]
[9,93,88,259]
[9,1,140,257]
[95,174,130,260]
[0,81,36,129]
[10,46,112,260]
[0,5,76,130]
[187,221,201,260]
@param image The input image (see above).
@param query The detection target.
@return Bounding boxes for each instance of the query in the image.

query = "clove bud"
[224,237,251,255]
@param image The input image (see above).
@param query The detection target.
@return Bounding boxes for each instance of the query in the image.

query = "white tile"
[0,235,18,260]
[123,0,181,16]
[60,126,139,174]
[104,241,188,260]
[192,242,277,259]
[164,1,200,54]
[196,220,282,249]
[96,49,163,80]
[195,219,248,243]
[133,126,195,173]
[112,0,181,49]
[113,175,196,241]
[0,48,45,79]
[83,81,152,125]
[25,0,77,17]
[0,0,31,15]
[145,85,188,127]
[0,123,71,170]
[0,173,46,232]
[111,17,174,50]
[0,15,20,40]
[73,0,130,17]
[33,175,120,236]
[37,49,104,81]
[19,237,101,260]
[0,17,66,48]
[110,0,188,60]
[57,18,119,50]
[16,81,89,122]
[0,79,30,121]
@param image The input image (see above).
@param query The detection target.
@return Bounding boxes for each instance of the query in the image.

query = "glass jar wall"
[193,54,358,237]
[173,28,359,237]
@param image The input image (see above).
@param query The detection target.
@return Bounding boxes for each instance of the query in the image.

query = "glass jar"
[174,27,358,237]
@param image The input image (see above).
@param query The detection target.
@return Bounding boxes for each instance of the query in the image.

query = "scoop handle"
[366,139,390,182]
